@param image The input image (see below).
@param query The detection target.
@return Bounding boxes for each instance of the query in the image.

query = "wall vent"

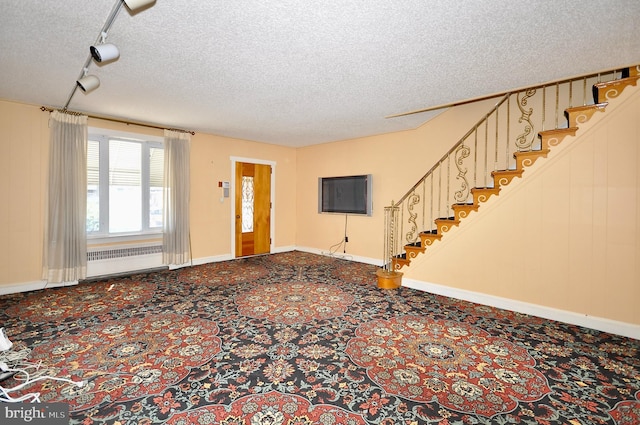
[87,245,162,262]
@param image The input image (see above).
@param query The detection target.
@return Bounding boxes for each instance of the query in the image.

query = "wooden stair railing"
[380,65,640,285]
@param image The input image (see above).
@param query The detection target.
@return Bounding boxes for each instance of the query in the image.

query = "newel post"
[377,201,403,289]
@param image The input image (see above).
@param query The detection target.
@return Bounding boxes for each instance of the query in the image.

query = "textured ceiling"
[1,1,639,147]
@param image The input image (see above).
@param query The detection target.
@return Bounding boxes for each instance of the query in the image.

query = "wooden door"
[235,162,271,257]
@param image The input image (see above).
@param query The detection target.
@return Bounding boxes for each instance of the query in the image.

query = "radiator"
[87,244,163,277]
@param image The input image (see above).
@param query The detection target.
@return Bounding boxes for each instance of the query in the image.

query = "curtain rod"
[41,106,195,135]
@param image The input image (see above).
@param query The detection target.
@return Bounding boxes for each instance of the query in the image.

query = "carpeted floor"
[0,251,638,424]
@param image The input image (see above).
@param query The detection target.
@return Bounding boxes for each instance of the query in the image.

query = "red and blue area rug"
[0,251,638,424]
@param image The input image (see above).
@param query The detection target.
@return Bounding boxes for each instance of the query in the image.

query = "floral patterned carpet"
[0,251,638,424]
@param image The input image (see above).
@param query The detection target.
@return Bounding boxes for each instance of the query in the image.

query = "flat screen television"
[318,174,372,216]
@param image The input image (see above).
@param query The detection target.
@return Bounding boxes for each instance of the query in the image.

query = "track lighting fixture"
[76,69,100,93]
[123,0,156,12]
[63,0,156,109]
[90,32,120,63]
[90,43,119,62]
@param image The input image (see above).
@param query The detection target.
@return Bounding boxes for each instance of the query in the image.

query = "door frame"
[230,157,276,258]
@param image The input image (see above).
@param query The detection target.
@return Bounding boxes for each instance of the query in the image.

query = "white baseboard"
[189,253,234,267]
[188,246,296,267]
[272,245,296,254]
[402,277,640,340]
[295,245,384,266]
[0,280,78,295]
[190,246,381,266]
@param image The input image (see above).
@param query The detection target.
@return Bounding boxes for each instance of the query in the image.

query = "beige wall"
[188,132,297,259]
[0,100,297,289]
[295,99,499,260]
[0,101,48,286]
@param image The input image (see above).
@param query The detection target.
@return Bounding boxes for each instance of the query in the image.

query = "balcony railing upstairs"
[382,66,630,273]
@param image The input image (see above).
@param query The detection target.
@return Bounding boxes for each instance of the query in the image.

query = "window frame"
[87,127,164,244]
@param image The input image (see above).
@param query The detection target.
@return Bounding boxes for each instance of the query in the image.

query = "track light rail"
[63,0,156,110]
[63,0,126,110]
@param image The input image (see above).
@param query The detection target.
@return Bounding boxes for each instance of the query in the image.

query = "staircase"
[381,64,639,282]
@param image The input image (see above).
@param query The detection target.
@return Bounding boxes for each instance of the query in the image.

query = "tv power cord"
[0,356,86,403]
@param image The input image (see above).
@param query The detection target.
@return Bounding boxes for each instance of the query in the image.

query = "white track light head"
[90,43,120,63]
[123,0,156,12]
[77,74,100,93]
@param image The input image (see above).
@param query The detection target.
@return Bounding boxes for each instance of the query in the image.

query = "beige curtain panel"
[42,111,88,283]
[162,129,191,266]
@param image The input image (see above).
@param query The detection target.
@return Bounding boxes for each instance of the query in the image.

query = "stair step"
[594,75,639,103]
[538,127,578,150]
[514,149,550,170]
[492,169,523,187]
[405,241,424,250]
[452,203,479,220]
[420,231,442,247]
[404,244,426,258]
[435,217,460,233]
[392,255,410,270]
[471,187,500,204]
[565,103,607,127]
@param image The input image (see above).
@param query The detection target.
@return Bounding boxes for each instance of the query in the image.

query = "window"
[87,129,164,237]
[241,176,254,232]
